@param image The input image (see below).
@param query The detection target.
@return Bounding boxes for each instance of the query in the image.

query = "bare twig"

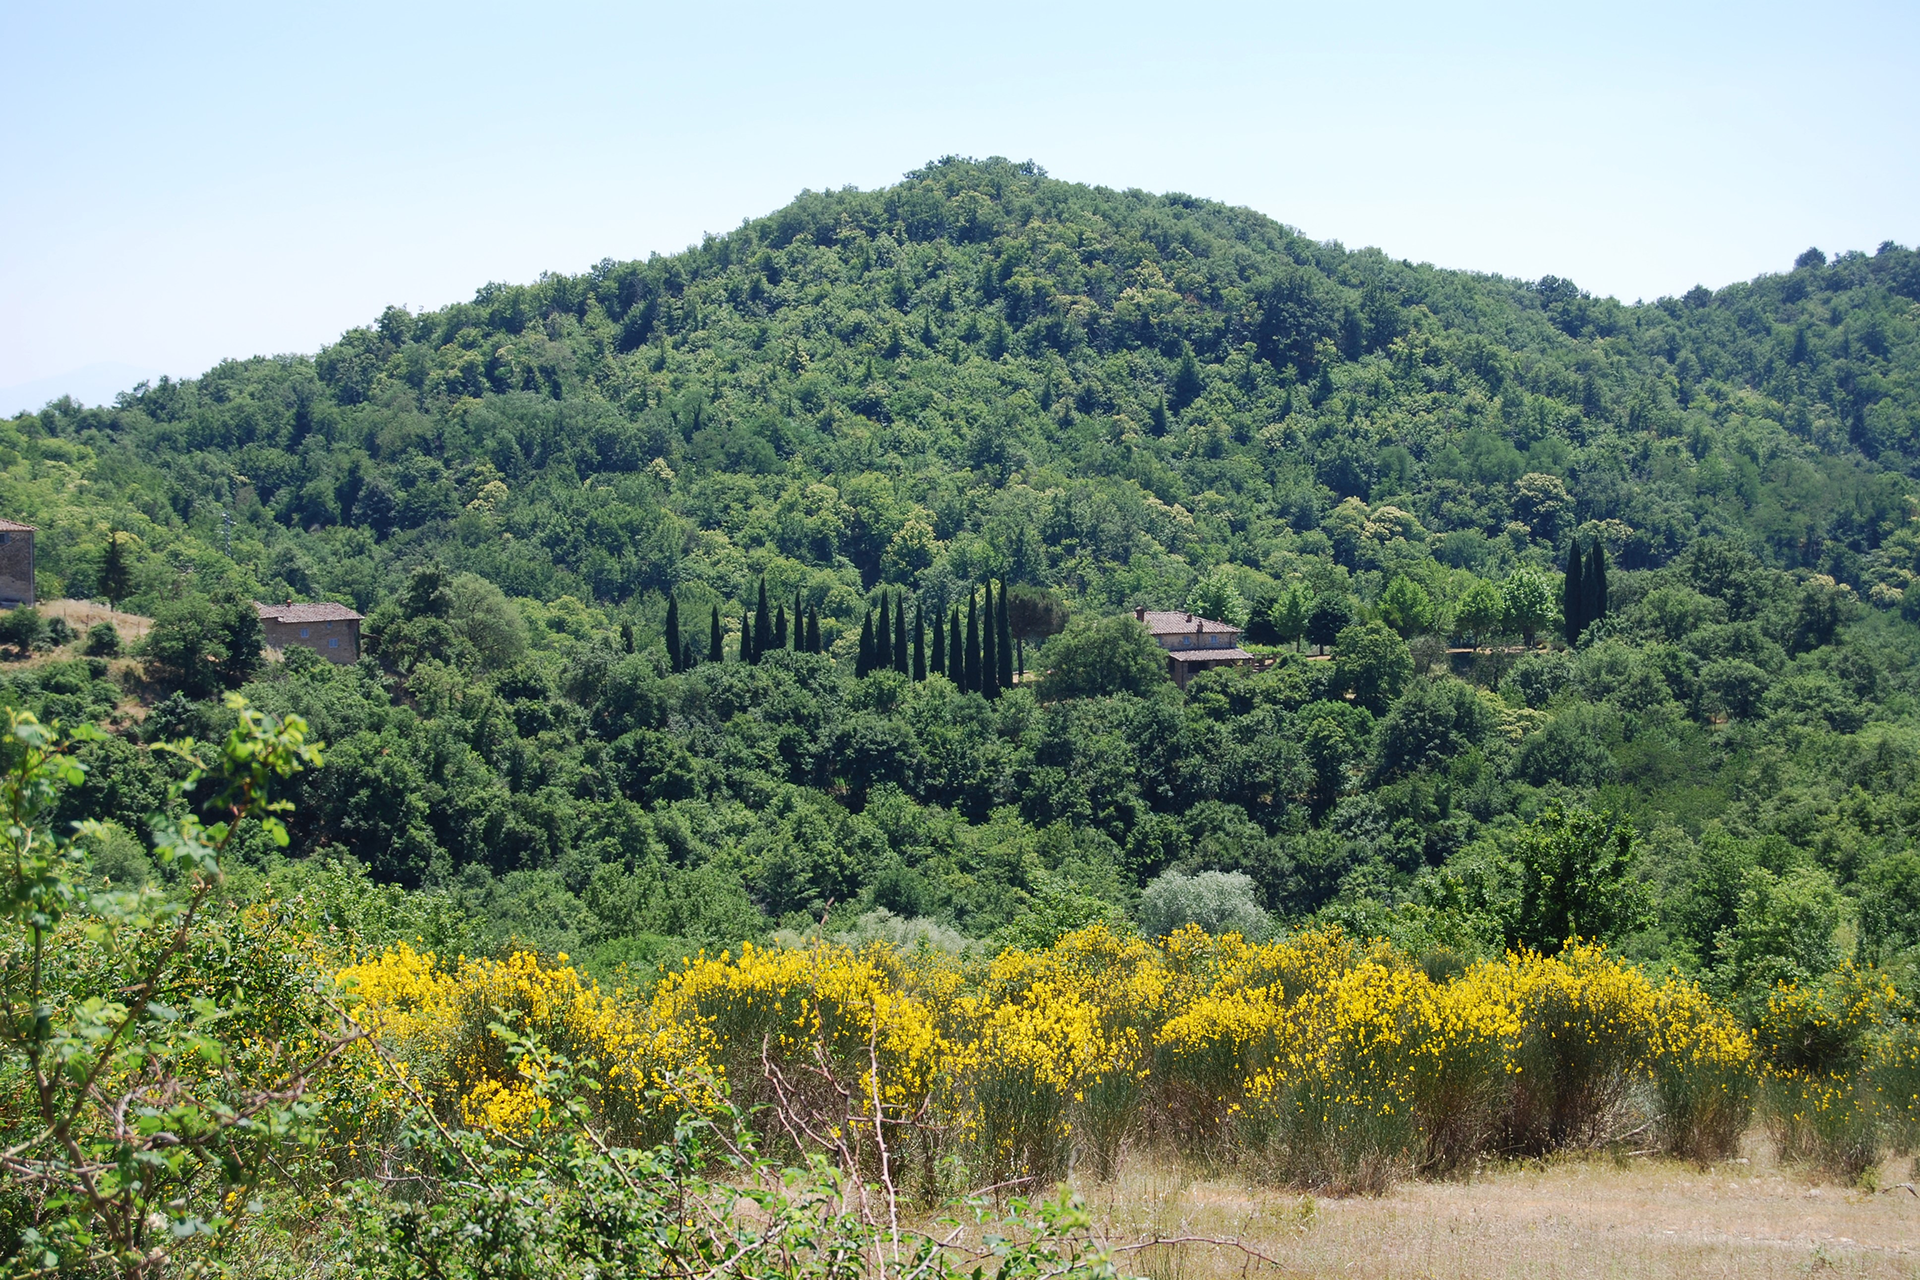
[1107,1233,1287,1269]
[868,995,900,1275]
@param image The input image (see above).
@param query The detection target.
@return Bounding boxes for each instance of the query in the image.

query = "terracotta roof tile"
[1134,609,1240,635]
[255,602,363,624]
[0,519,36,532]
[1168,647,1257,663]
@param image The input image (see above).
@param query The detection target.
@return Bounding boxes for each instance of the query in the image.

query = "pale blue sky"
[3,1,1915,409]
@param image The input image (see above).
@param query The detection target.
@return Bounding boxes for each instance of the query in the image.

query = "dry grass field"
[1071,1143,1920,1280]
[39,597,152,643]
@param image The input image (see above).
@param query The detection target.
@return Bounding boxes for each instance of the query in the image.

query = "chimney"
[1135,606,1146,621]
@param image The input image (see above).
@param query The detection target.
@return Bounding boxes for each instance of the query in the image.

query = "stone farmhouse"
[255,602,363,663]
[1134,606,1254,688]
[0,520,34,607]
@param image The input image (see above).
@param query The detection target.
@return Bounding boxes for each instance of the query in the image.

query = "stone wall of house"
[262,617,359,663]
[0,530,33,606]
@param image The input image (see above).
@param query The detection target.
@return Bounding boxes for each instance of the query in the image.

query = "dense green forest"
[6,156,1920,998]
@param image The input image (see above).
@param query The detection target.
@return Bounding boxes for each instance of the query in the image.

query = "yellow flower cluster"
[645,940,958,1128]
[337,943,645,1138]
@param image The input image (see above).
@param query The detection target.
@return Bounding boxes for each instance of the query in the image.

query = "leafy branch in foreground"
[1,697,330,1279]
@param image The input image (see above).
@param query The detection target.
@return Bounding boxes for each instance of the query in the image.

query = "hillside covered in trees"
[5,156,1920,998]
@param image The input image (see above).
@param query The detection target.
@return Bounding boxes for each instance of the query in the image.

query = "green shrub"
[1139,869,1268,939]
[84,620,121,656]
[0,607,41,655]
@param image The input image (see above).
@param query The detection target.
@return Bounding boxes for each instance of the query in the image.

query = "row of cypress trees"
[856,580,1018,697]
[855,592,920,680]
[657,579,1024,688]
[662,579,822,672]
[1562,537,1610,645]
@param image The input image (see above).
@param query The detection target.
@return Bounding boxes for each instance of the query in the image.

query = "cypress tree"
[663,596,679,670]
[709,606,724,664]
[806,606,821,654]
[931,600,947,676]
[1562,540,1585,646]
[949,607,962,682]
[1016,636,1024,679]
[964,593,981,692]
[100,529,131,611]
[913,603,926,681]
[622,621,637,657]
[857,611,874,676]
[893,592,909,675]
[773,604,787,652]
[793,589,804,650]
[1586,540,1609,630]
[741,608,754,664]
[752,578,771,664]
[875,595,892,671]
[682,639,695,670]
[996,580,1014,690]
[981,582,999,698]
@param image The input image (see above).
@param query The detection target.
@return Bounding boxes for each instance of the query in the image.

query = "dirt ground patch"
[1074,1143,1920,1279]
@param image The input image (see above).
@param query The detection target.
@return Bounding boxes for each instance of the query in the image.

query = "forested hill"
[11,155,1920,616]
[4,156,1920,990]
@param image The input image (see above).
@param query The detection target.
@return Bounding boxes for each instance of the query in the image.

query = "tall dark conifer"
[875,595,892,671]
[773,604,787,652]
[981,582,999,698]
[710,606,724,665]
[913,604,926,681]
[964,593,981,692]
[664,595,681,672]
[806,606,820,654]
[857,611,874,676]
[682,640,695,670]
[893,593,909,675]
[741,609,754,664]
[1562,541,1586,646]
[793,589,804,650]
[752,578,771,664]
[1585,541,1608,631]
[996,580,1014,690]
[949,607,962,682]
[931,601,947,676]
[100,530,131,611]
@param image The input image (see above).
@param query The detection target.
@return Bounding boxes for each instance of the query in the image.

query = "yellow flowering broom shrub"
[336,943,652,1149]
[1868,1019,1920,1152]
[1754,963,1901,1180]
[1151,926,1360,1149]
[1647,978,1756,1162]
[641,940,958,1180]
[966,926,1170,1182]
[1478,943,1658,1155]
[330,926,1920,1197]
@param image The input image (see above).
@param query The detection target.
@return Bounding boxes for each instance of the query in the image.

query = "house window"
[299,628,310,638]
[329,638,339,648]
